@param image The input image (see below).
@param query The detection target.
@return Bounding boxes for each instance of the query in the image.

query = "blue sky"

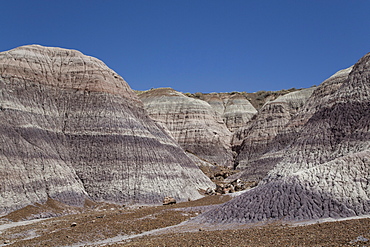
[1,0,369,93]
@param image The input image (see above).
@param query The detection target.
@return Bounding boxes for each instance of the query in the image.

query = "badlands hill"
[229,66,353,182]
[230,87,316,180]
[197,53,370,223]
[0,44,369,230]
[137,88,301,168]
[138,88,234,167]
[137,53,369,225]
[0,45,214,215]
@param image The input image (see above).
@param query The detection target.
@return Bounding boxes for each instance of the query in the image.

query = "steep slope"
[0,45,214,214]
[230,87,315,179]
[230,67,352,182]
[198,53,370,223]
[139,88,233,167]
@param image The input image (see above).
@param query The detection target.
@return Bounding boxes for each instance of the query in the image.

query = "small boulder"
[205,187,216,195]
[228,184,235,193]
[231,179,241,186]
[215,184,224,194]
[163,196,176,205]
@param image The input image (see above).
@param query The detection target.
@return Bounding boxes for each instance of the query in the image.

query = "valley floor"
[0,195,369,247]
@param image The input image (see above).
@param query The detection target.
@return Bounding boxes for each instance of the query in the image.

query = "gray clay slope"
[231,87,316,179]
[229,66,353,182]
[139,88,234,167]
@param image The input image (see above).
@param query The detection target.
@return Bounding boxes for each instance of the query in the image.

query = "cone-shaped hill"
[0,45,214,214]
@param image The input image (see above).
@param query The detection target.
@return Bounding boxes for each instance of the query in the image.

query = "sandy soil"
[0,195,369,247]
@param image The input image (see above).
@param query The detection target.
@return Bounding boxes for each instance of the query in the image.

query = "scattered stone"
[163,197,176,205]
[70,222,77,227]
[231,179,244,191]
[200,165,239,183]
[214,170,230,179]
[350,235,369,244]
[205,187,216,195]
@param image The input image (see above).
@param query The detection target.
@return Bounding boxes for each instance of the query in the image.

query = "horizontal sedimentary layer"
[139,88,234,167]
[0,45,139,101]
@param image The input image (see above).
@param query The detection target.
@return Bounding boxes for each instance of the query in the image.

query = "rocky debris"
[215,184,235,194]
[231,179,257,191]
[199,165,238,182]
[197,53,370,224]
[205,179,257,196]
[139,88,234,167]
[70,222,77,227]
[205,188,216,195]
[190,155,256,195]
[0,45,214,215]
[199,163,256,195]
[214,180,257,194]
[163,197,176,205]
[213,170,230,180]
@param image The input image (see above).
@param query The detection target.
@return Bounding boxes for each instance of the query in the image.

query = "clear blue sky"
[1,0,369,93]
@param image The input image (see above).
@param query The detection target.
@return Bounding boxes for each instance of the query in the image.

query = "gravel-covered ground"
[0,195,369,246]
[116,218,370,247]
